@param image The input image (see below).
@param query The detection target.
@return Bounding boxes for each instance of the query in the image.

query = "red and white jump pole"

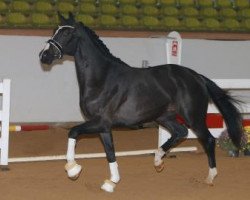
[0,125,50,132]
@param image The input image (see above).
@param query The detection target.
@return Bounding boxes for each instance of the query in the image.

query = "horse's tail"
[201,75,244,149]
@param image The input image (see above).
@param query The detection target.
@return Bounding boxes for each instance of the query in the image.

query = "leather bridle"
[46,25,75,59]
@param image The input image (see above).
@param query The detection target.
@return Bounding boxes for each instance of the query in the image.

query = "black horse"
[39,13,243,192]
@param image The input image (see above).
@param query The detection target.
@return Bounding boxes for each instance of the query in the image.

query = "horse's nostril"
[40,50,50,61]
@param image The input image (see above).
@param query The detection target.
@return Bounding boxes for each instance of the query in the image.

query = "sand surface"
[1,127,250,200]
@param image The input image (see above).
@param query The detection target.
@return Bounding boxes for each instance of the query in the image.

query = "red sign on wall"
[171,41,178,57]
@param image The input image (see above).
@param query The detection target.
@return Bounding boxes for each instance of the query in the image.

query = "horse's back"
[95,64,209,127]
[109,64,190,125]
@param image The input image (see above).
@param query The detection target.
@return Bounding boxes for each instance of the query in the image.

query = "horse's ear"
[58,12,75,26]
[58,12,67,25]
[74,22,83,37]
[68,12,75,24]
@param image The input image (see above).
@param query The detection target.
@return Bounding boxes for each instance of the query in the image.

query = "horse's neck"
[74,39,110,95]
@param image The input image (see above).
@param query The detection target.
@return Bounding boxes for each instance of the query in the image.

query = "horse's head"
[39,12,79,65]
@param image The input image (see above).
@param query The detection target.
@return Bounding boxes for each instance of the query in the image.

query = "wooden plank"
[0,29,250,40]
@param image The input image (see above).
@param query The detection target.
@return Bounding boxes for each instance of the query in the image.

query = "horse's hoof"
[65,161,82,180]
[154,160,164,173]
[101,179,117,193]
[205,168,217,186]
[205,178,214,186]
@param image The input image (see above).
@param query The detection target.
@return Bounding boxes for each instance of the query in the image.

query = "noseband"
[47,39,63,59]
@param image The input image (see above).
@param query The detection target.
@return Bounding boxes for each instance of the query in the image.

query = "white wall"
[0,34,250,122]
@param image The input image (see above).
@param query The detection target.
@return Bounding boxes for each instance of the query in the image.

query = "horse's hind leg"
[193,123,217,185]
[154,112,188,172]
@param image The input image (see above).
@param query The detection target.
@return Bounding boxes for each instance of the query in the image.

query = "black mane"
[79,22,128,66]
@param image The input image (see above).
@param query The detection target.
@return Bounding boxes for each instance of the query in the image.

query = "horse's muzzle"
[39,50,54,65]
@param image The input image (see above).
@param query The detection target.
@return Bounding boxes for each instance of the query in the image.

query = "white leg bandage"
[101,161,120,193]
[206,167,218,185]
[109,162,120,183]
[65,138,82,179]
[66,138,76,162]
[154,148,165,166]
[154,148,165,172]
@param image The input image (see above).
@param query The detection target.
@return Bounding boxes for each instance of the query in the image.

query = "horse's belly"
[113,99,167,126]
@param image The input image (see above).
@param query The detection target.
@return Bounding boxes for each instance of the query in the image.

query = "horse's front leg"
[65,119,108,180]
[65,119,120,192]
[99,132,120,193]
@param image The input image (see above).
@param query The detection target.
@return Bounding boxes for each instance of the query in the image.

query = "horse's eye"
[63,30,70,37]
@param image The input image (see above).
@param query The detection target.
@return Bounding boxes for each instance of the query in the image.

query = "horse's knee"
[68,127,79,139]
[99,132,116,163]
[176,125,188,138]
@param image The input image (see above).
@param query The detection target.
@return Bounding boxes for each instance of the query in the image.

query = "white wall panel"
[0,35,249,122]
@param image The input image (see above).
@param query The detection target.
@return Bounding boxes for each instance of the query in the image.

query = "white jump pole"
[8,147,198,163]
[0,79,11,169]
